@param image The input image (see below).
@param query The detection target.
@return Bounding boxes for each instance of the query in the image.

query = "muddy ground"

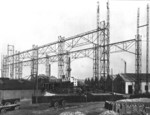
[3,100,106,115]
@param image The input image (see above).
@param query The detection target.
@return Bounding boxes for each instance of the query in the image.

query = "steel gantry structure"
[1,30,137,79]
[1,2,144,94]
[134,4,149,94]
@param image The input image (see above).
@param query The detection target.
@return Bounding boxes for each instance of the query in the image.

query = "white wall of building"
[125,82,150,94]
[62,77,78,86]
[141,82,150,93]
[70,77,78,86]
[125,82,135,94]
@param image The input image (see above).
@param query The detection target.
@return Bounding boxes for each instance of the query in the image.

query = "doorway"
[128,85,132,94]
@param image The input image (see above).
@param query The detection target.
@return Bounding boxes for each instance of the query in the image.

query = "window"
[145,85,148,91]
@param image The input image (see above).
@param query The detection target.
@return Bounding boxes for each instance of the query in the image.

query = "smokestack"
[121,58,127,73]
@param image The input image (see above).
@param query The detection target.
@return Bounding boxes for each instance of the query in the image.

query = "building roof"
[119,73,150,82]
[107,75,117,80]
[0,78,35,90]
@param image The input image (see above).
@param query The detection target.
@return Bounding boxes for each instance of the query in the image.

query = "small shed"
[105,75,116,92]
[113,73,150,94]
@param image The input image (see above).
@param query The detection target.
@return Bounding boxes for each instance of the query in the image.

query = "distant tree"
[84,78,88,85]
[95,77,99,88]
[85,78,90,86]
[91,78,95,87]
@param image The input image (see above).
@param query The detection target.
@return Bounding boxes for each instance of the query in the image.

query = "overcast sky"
[0,0,150,79]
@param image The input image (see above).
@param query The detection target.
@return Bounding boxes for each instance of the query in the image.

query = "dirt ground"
[3,100,106,115]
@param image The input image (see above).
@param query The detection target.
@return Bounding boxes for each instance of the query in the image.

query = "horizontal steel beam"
[5,38,136,66]
[6,28,105,58]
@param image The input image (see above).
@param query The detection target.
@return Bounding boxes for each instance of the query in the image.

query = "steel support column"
[58,36,65,78]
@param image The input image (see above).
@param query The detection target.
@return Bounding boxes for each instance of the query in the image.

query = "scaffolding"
[1,55,5,78]
[18,60,23,79]
[146,4,149,94]
[134,5,149,94]
[1,2,144,94]
[106,1,110,78]
[45,54,51,77]
[15,51,23,79]
[2,55,8,78]
[31,45,38,79]
[99,2,110,92]
[7,45,15,79]
[58,36,65,79]
[15,51,19,79]
[93,1,100,80]
[66,51,71,78]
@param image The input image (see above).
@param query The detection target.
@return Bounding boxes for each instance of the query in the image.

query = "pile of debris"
[60,111,85,115]
[100,110,118,115]
[116,98,150,103]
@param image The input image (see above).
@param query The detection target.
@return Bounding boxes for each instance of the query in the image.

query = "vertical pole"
[137,8,140,94]
[2,55,6,78]
[7,45,15,79]
[36,48,38,103]
[125,61,127,73]
[15,51,18,79]
[97,1,100,79]
[135,8,142,94]
[93,1,100,79]
[45,54,50,77]
[7,45,9,78]
[19,53,23,79]
[1,55,3,78]
[66,52,71,78]
[146,4,149,94]
[49,64,51,78]
[31,45,39,103]
[12,45,14,79]
[31,45,35,80]
[58,36,65,79]
[67,57,71,78]
[107,0,110,77]
[111,68,113,92]
[103,21,106,92]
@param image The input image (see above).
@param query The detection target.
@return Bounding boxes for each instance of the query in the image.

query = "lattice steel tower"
[31,45,38,80]
[45,54,51,78]
[66,52,71,78]
[135,8,142,94]
[93,2,100,79]
[15,51,23,79]
[100,1,110,80]
[1,55,6,78]
[7,45,15,79]
[58,36,65,78]
[146,4,149,94]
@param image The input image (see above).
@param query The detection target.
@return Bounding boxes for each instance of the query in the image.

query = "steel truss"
[2,27,136,79]
[3,28,104,79]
